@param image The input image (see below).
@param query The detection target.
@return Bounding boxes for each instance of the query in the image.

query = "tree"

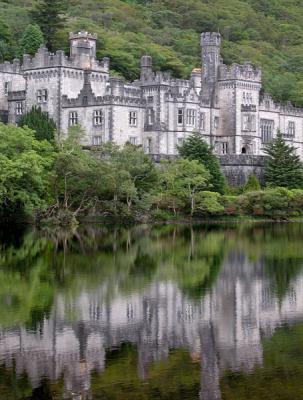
[18,106,57,142]
[20,24,44,56]
[30,0,67,51]
[109,143,159,196]
[264,132,303,189]
[0,124,56,219]
[0,19,14,61]
[178,132,226,194]
[161,159,210,216]
[243,174,261,192]
[48,127,107,224]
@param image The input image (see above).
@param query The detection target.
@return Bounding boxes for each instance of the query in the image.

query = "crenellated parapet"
[62,74,145,108]
[22,46,109,73]
[140,70,173,86]
[219,62,262,83]
[0,59,22,74]
[201,32,221,47]
[260,93,303,116]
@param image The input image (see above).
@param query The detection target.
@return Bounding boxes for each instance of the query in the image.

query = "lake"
[1,223,303,399]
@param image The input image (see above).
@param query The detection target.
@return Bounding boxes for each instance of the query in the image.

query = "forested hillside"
[0,0,302,106]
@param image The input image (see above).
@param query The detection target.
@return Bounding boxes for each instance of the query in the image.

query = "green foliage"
[0,124,56,219]
[45,139,159,223]
[264,132,303,189]
[195,191,225,216]
[237,187,293,218]
[20,24,44,55]
[243,174,261,192]
[18,106,57,142]
[178,132,226,194]
[221,322,303,399]
[0,18,15,61]
[30,0,67,51]
[160,158,210,216]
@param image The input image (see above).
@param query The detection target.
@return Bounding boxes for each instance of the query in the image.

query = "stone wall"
[219,154,266,186]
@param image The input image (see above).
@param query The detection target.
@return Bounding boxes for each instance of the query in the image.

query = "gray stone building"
[1,31,303,160]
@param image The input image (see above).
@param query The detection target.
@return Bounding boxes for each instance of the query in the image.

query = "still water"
[1,223,303,399]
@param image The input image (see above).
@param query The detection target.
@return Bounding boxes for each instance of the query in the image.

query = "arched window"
[241,147,246,154]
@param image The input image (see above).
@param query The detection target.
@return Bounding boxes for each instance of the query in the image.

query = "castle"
[1,31,303,160]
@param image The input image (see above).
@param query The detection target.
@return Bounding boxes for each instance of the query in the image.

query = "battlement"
[69,31,98,41]
[139,70,173,86]
[201,32,221,47]
[22,46,109,73]
[260,93,303,116]
[70,31,97,59]
[0,59,21,74]
[218,62,262,82]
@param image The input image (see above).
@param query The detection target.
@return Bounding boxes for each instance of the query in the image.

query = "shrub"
[222,195,240,216]
[195,191,224,216]
[238,188,293,219]
[243,175,261,192]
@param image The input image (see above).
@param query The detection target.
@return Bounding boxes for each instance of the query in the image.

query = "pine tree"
[243,174,261,192]
[18,106,56,142]
[264,131,303,189]
[178,132,226,194]
[20,25,44,56]
[30,0,67,51]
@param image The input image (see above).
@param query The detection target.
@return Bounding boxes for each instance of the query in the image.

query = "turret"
[201,32,221,87]
[140,55,153,81]
[69,31,97,59]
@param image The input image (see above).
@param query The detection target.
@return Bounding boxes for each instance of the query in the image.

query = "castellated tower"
[140,55,153,81]
[70,31,97,59]
[201,32,222,101]
[217,62,262,155]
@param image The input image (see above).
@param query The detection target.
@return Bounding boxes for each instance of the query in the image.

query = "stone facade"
[1,31,303,161]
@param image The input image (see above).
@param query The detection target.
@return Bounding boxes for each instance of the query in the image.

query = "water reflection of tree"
[0,225,227,327]
[2,223,303,328]
[221,323,303,400]
[232,224,303,303]
[91,344,200,400]
[0,232,54,328]
[0,363,63,400]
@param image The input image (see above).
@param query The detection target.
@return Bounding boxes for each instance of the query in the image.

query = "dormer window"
[37,89,48,103]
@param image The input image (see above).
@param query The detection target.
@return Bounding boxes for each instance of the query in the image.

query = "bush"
[152,208,174,221]
[289,189,303,215]
[222,195,240,216]
[194,191,224,216]
[238,188,293,219]
[243,175,261,192]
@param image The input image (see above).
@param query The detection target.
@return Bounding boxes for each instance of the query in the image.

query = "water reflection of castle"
[1,252,303,399]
